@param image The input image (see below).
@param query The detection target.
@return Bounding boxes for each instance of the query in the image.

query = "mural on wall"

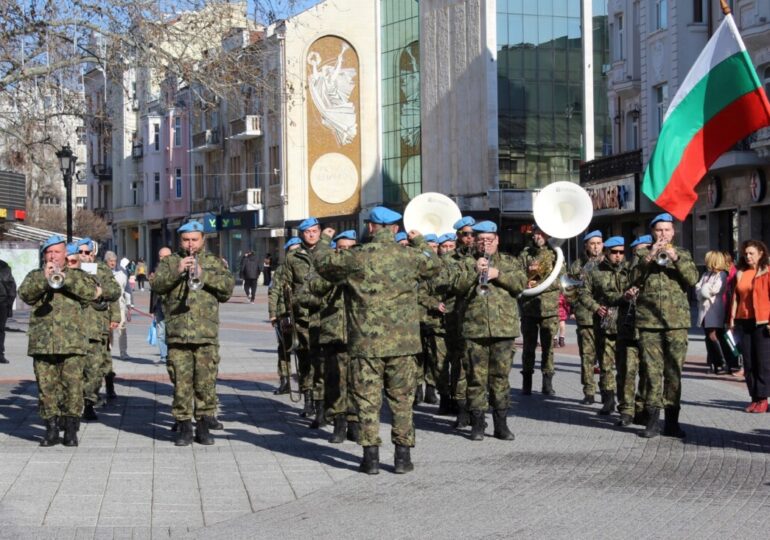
[306,36,361,217]
[399,42,420,149]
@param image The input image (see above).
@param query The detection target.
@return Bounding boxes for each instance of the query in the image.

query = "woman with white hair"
[105,251,129,365]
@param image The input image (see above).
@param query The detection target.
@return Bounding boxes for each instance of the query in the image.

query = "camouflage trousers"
[448,335,467,401]
[354,355,417,447]
[33,354,85,420]
[322,344,358,422]
[616,338,646,416]
[521,316,558,375]
[296,322,322,398]
[83,337,110,403]
[167,343,220,421]
[638,329,689,409]
[276,338,291,378]
[420,330,449,393]
[598,332,617,392]
[576,323,603,397]
[465,338,515,411]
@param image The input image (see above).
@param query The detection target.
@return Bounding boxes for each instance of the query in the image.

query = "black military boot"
[616,413,633,426]
[521,372,533,396]
[358,446,380,475]
[639,407,661,438]
[310,400,326,428]
[454,402,470,429]
[175,420,194,446]
[470,410,485,441]
[413,384,424,408]
[195,417,215,445]
[171,421,179,432]
[424,385,438,404]
[663,407,686,438]
[542,373,555,395]
[346,421,360,442]
[394,445,414,474]
[437,394,453,415]
[633,408,648,426]
[301,391,314,417]
[492,410,515,441]
[40,417,60,447]
[273,376,290,395]
[598,390,616,415]
[205,416,224,430]
[62,417,79,447]
[105,372,117,399]
[580,393,595,405]
[329,415,347,444]
[82,400,98,421]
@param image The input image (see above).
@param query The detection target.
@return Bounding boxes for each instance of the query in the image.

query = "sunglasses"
[66,258,79,264]
[458,232,474,237]
[78,250,91,255]
[610,249,625,254]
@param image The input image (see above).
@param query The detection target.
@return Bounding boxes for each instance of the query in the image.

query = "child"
[556,292,570,347]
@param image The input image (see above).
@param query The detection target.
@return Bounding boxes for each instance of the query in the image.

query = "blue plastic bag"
[147,320,158,346]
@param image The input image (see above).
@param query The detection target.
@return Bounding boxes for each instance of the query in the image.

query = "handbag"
[723,329,741,360]
[147,320,158,346]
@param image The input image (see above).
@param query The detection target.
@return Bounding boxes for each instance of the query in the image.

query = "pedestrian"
[695,250,730,374]
[262,253,273,287]
[240,249,261,303]
[556,293,570,348]
[728,240,770,413]
[0,257,17,364]
[135,258,147,291]
[19,235,103,447]
[150,247,172,364]
[150,221,234,445]
[314,207,440,474]
[106,252,130,363]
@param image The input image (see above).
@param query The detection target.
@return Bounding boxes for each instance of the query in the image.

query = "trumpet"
[476,251,491,297]
[187,252,204,291]
[48,265,65,289]
[655,243,674,266]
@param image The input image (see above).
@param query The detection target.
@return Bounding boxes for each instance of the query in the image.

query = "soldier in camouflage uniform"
[579,236,628,416]
[434,233,458,416]
[19,235,105,447]
[315,207,439,475]
[279,217,324,420]
[150,221,234,446]
[518,225,562,395]
[447,221,526,441]
[570,230,605,404]
[416,233,442,407]
[76,238,122,421]
[630,213,698,438]
[268,238,302,395]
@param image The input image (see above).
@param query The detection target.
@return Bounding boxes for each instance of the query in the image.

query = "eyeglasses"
[458,232,474,237]
[66,258,79,265]
[78,250,91,255]
[610,249,625,254]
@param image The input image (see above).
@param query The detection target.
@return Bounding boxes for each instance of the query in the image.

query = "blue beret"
[583,230,603,242]
[177,220,204,233]
[604,236,624,249]
[438,233,457,244]
[41,235,66,253]
[284,237,301,250]
[297,217,320,232]
[368,206,402,225]
[453,216,476,230]
[650,213,674,226]
[329,241,337,249]
[77,237,94,251]
[472,220,497,233]
[630,234,653,248]
[424,234,439,243]
[66,242,79,256]
[394,232,408,243]
[333,229,357,241]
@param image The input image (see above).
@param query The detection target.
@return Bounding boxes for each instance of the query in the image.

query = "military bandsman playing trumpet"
[19,235,106,447]
[150,221,234,446]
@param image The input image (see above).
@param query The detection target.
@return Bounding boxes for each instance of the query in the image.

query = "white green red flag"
[642,13,770,220]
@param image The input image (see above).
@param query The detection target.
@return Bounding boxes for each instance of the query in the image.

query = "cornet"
[48,265,65,289]
[187,252,204,291]
[476,251,491,297]
[655,244,674,266]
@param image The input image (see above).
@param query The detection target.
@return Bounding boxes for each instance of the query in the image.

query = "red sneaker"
[753,399,768,414]
[745,401,757,413]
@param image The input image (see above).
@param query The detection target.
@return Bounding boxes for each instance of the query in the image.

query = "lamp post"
[55,144,77,242]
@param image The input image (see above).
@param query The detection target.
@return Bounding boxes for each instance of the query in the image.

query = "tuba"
[520,181,594,297]
[403,192,463,236]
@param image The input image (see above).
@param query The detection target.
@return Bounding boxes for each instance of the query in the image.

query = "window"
[131,181,141,205]
[174,116,181,146]
[655,0,668,30]
[154,172,160,201]
[175,168,183,198]
[693,0,706,23]
[269,145,280,186]
[627,112,639,150]
[194,165,204,198]
[153,123,160,151]
[230,155,241,191]
[614,14,624,61]
[655,84,669,134]
[76,196,87,207]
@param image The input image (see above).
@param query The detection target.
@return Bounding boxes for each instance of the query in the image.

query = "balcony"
[230,115,263,140]
[191,197,223,214]
[91,164,112,181]
[191,129,221,152]
[94,208,113,223]
[229,188,262,211]
[580,149,642,183]
[131,143,143,159]
[710,133,768,173]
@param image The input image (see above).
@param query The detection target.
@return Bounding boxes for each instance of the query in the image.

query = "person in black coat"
[240,250,261,303]
[0,259,17,363]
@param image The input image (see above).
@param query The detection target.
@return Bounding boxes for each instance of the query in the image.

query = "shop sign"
[750,169,766,203]
[203,213,218,233]
[218,211,258,231]
[584,175,636,216]
[0,208,7,219]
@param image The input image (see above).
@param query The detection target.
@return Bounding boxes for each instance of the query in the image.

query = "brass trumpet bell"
[559,274,583,301]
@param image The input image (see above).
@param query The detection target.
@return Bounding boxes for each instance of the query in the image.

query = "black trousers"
[243,279,258,301]
[734,319,770,399]
[0,300,7,360]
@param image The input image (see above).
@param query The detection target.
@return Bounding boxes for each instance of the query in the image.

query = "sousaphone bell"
[403,192,462,236]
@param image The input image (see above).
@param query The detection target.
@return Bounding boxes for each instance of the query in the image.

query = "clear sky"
[249,0,324,22]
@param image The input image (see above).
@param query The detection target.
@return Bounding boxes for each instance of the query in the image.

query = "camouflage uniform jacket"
[629,247,698,329]
[448,251,527,339]
[19,267,99,356]
[569,255,604,326]
[314,228,440,357]
[301,274,347,346]
[417,260,447,335]
[283,244,322,327]
[518,243,561,318]
[268,263,289,320]
[85,261,122,339]
[580,259,634,339]
[150,250,234,344]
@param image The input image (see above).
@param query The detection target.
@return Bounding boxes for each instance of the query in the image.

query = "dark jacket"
[240,253,261,280]
[0,260,17,303]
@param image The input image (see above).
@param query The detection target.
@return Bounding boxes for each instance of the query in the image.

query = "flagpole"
[720,0,731,15]
[582,0,595,162]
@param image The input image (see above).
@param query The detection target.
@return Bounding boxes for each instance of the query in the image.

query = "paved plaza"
[0,288,769,539]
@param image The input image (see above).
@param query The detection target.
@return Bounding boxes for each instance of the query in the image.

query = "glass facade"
[497,0,610,188]
[381,0,421,206]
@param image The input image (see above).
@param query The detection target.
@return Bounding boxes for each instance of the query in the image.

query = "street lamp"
[55,144,77,242]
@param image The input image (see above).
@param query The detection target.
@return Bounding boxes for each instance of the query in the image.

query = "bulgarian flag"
[642,13,770,220]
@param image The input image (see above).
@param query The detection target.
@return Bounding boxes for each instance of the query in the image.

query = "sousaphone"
[403,192,462,236]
